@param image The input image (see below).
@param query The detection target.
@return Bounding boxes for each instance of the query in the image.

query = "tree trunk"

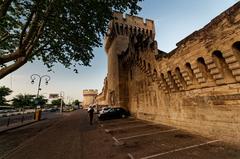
[0,57,27,79]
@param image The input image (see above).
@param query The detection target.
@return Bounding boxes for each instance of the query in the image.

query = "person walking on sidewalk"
[88,106,94,125]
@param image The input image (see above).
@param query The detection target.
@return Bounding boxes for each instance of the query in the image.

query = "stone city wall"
[99,2,240,145]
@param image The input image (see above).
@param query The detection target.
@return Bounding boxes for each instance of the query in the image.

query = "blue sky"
[0,0,237,102]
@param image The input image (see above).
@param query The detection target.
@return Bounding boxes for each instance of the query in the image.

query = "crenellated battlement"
[83,89,98,96]
[112,12,155,32]
[105,12,155,53]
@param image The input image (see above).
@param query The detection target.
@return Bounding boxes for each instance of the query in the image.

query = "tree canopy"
[0,86,12,105]
[0,0,143,79]
[35,95,48,106]
[11,94,47,108]
[12,94,35,108]
[51,98,64,106]
[73,99,80,106]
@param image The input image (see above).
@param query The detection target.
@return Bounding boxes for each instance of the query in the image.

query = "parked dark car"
[98,107,130,120]
[50,108,59,112]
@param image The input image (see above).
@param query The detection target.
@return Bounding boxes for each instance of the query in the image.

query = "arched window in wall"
[129,26,133,34]
[153,69,158,79]
[160,73,169,91]
[136,54,139,61]
[120,24,124,35]
[146,29,149,36]
[133,27,137,34]
[150,30,153,37]
[233,41,240,52]
[161,73,165,80]
[137,28,141,36]
[212,50,235,81]
[232,41,240,62]
[141,29,145,36]
[134,55,138,62]
[185,62,195,80]
[175,67,186,88]
[197,57,212,80]
[138,58,142,68]
[129,69,133,80]
[148,63,151,73]
[115,23,120,34]
[130,35,135,45]
[167,71,179,90]
[125,25,128,35]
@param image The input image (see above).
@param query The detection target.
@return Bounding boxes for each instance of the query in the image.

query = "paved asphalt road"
[1,110,123,159]
[0,110,240,159]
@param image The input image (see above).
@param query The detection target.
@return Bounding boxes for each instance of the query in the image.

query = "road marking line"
[105,129,110,133]
[112,136,124,146]
[105,123,160,132]
[128,153,135,159]
[101,120,140,126]
[118,129,178,140]
[112,136,120,143]
[140,140,220,159]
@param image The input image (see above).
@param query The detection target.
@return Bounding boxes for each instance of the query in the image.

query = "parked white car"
[99,106,111,115]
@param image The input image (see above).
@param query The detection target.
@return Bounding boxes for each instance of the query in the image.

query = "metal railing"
[0,113,35,127]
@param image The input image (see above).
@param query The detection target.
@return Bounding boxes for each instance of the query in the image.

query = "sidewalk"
[2,110,124,159]
[0,120,36,134]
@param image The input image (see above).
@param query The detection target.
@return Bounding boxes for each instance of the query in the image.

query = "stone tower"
[104,12,155,108]
[82,89,98,108]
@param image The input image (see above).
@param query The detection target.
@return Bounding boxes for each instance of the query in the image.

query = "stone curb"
[0,120,37,134]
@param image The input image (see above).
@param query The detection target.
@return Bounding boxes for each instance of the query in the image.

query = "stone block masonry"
[97,2,240,145]
[82,89,98,108]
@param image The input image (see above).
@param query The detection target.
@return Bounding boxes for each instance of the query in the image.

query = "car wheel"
[121,114,126,118]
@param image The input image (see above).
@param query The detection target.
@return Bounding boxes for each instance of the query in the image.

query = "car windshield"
[109,109,115,112]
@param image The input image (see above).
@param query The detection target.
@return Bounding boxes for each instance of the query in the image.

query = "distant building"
[82,89,98,108]
[49,94,59,99]
[48,93,60,104]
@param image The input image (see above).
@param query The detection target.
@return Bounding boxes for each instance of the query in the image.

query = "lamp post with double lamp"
[30,74,51,105]
[30,74,50,121]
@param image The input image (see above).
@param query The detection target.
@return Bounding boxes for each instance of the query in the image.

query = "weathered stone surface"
[82,89,98,108]
[96,2,240,145]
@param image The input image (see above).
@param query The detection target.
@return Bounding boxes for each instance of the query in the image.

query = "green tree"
[0,0,142,79]
[12,94,35,108]
[0,86,12,105]
[51,99,64,106]
[35,95,48,106]
[73,99,80,106]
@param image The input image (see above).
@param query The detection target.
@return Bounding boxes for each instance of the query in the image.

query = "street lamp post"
[30,74,50,121]
[60,91,64,113]
[30,74,51,99]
